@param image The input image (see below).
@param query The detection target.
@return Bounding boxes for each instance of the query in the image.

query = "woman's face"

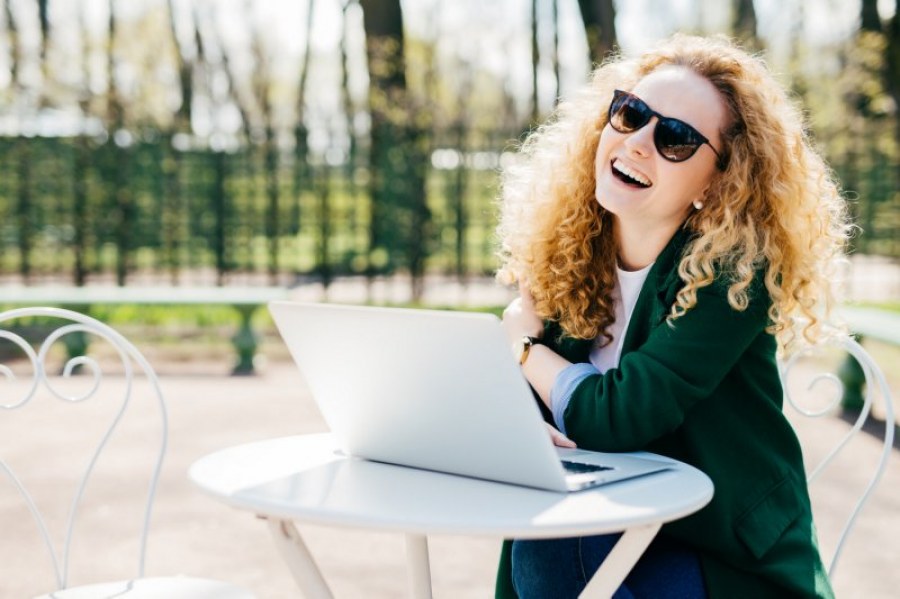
[594,66,727,237]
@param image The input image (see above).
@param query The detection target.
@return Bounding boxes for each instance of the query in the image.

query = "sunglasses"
[608,89,725,169]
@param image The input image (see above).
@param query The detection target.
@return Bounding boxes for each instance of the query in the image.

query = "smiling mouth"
[611,160,652,189]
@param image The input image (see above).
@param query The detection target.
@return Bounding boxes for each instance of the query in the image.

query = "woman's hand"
[546,423,576,448]
[502,284,544,345]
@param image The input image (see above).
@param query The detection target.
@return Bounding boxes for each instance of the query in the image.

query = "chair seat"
[32,576,255,598]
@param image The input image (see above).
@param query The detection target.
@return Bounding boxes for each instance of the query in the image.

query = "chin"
[595,187,630,216]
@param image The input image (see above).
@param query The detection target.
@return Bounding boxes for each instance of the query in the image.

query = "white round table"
[189,434,713,598]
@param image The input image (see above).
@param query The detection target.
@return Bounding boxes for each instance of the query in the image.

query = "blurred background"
[0,0,898,303]
[1,4,899,596]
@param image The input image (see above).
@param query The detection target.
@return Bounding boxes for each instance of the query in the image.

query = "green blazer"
[495,229,834,599]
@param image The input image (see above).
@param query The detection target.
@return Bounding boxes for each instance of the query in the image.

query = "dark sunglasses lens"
[655,119,703,162]
[610,95,650,133]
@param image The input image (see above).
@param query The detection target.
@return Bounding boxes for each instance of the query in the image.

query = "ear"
[694,182,712,203]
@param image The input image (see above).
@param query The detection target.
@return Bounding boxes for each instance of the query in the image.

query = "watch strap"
[519,335,543,365]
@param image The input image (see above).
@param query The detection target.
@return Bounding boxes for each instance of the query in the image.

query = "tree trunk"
[212,150,229,286]
[72,135,90,286]
[360,0,405,278]
[36,0,49,97]
[577,0,617,65]
[531,0,539,123]
[339,1,363,276]
[359,0,431,300]
[886,0,900,196]
[5,1,31,282]
[15,139,32,283]
[264,123,280,285]
[163,0,199,285]
[552,0,560,104]
[859,0,900,212]
[291,0,316,238]
[106,0,132,286]
[213,4,259,277]
[4,0,19,87]
[316,157,332,291]
[860,0,881,32]
[732,0,760,48]
[244,7,282,286]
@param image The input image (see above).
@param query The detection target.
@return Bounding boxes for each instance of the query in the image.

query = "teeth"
[613,160,651,187]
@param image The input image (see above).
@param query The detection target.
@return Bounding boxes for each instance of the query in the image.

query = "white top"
[550,262,654,433]
[589,263,654,373]
[189,434,714,538]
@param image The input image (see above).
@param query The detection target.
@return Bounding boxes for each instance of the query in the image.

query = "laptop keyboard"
[561,460,613,474]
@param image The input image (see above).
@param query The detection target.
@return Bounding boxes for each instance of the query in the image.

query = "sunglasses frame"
[608,89,725,170]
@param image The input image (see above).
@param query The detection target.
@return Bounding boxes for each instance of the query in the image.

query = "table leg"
[405,533,433,599]
[266,517,333,598]
[579,522,662,599]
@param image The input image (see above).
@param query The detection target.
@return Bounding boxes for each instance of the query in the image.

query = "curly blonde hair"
[496,34,850,353]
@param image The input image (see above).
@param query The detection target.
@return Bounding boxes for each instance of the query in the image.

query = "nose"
[623,116,656,160]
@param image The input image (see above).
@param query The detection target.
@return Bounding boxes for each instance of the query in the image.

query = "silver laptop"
[268,301,672,493]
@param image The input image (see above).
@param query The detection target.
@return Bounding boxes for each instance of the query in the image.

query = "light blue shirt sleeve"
[550,362,601,435]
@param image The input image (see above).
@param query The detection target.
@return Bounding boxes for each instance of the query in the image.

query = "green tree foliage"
[0,0,898,287]
[731,0,759,49]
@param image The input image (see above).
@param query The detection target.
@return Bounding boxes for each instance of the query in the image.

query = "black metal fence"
[0,130,898,290]
[0,134,509,289]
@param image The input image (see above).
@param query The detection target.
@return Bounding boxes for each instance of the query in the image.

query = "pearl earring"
[692,199,704,210]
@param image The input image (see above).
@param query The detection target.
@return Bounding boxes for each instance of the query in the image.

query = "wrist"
[514,335,544,365]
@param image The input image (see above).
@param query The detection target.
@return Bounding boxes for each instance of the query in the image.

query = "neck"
[614,219,682,271]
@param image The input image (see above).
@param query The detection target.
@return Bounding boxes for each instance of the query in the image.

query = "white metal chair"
[0,307,255,598]
[779,334,895,579]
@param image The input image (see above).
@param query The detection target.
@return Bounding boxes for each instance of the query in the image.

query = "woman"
[496,34,848,598]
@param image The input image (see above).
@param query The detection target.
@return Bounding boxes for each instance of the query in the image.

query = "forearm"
[564,284,773,451]
[521,345,572,408]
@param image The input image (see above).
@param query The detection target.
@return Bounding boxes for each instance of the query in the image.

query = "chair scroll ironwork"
[779,335,895,579]
[0,306,254,598]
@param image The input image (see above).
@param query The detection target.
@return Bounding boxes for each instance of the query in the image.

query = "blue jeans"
[511,533,707,599]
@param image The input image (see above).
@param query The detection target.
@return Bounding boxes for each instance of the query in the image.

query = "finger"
[519,282,536,308]
[502,300,522,323]
[552,431,577,448]
[547,424,577,448]
[503,297,522,314]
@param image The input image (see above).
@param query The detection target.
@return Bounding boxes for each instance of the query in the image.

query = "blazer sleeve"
[562,279,771,452]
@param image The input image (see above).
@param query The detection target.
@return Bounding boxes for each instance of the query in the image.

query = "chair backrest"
[779,335,895,578]
[0,306,166,591]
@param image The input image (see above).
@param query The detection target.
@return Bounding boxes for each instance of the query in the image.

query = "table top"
[189,434,713,538]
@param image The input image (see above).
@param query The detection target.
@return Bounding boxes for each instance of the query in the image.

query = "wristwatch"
[514,335,543,365]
